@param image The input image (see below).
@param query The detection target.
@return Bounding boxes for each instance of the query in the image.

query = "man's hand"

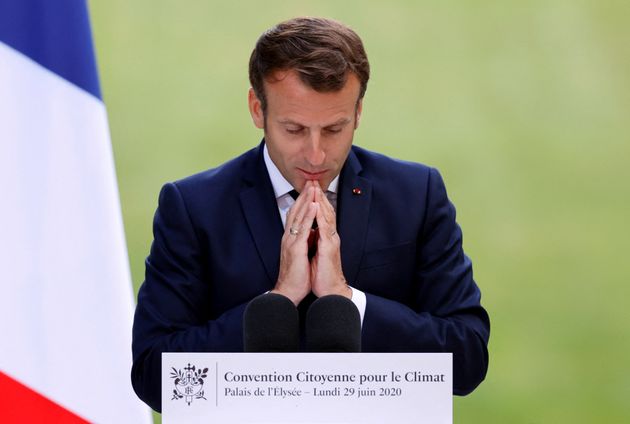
[310,185,352,299]
[271,181,317,305]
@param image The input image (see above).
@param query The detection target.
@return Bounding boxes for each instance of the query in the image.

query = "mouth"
[297,168,328,180]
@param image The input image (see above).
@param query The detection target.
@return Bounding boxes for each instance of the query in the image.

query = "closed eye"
[286,127,305,135]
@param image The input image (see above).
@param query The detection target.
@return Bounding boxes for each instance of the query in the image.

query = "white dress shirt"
[263,144,366,324]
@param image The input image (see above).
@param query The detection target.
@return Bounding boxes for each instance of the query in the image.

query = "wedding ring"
[330,230,337,236]
[289,227,299,236]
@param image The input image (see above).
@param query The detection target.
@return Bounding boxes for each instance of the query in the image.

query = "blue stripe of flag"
[0,0,102,99]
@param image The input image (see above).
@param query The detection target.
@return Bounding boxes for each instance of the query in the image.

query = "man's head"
[248,17,370,191]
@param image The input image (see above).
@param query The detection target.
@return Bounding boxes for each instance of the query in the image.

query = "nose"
[304,132,325,167]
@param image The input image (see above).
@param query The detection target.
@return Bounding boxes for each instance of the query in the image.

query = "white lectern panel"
[162,352,451,424]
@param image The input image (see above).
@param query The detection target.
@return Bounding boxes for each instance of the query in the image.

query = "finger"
[305,180,317,200]
[286,186,314,233]
[315,187,336,230]
[288,181,317,219]
[316,184,333,208]
[312,203,333,245]
[298,201,318,242]
[314,198,327,230]
[317,185,336,221]
[289,188,317,241]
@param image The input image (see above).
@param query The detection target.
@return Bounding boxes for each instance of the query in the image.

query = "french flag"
[0,1,152,422]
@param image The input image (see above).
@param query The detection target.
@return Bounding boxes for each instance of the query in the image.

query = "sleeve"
[131,182,247,412]
[361,168,490,396]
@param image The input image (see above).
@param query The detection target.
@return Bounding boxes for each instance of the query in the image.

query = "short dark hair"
[249,17,370,112]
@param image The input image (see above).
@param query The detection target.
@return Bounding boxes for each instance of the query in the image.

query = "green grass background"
[89,0,630,422]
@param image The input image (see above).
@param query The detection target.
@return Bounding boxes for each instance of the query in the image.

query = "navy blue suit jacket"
[131,142,490,412]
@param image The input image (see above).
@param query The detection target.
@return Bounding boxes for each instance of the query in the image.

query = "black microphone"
[243,293,300,352]
[305,295,361,352]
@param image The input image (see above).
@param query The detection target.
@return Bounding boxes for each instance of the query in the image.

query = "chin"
[316,180,329,190]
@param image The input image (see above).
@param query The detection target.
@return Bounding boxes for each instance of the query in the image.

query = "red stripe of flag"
[0,371,90,423]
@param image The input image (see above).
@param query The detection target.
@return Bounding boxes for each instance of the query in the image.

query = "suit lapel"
[337,148,371,286]
[239,142,284,285]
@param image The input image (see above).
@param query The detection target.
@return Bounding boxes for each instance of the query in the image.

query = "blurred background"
[89,0,630,422]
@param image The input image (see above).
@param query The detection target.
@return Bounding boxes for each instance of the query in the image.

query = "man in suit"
[131,17,490,412]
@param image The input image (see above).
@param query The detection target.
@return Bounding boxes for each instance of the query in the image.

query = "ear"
[354,99,363,129]
[248,88,265,129]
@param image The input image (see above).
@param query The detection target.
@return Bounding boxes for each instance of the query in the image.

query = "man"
[131,17,490,412]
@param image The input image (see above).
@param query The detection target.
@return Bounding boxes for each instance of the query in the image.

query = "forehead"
[263,70,360,124]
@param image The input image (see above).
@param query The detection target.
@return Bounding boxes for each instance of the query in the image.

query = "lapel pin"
[352,188,362,195]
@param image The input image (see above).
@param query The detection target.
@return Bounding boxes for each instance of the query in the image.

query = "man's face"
[248,70,362,192]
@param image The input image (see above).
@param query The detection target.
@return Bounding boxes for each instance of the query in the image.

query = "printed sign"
[162,352,452,423]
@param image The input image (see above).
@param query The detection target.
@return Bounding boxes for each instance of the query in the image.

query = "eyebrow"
[278,118,352,128]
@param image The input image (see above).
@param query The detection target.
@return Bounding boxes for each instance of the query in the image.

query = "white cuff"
[348,286,366,327]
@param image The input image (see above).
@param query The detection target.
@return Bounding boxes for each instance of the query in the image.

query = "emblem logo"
[170,363,208,405]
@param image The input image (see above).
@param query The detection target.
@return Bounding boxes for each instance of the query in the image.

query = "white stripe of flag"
[0,1,152,422]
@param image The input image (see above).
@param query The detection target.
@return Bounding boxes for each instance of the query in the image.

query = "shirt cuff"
[348,286,366,327]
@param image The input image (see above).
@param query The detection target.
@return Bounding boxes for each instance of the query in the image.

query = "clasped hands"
[271,180,351,305]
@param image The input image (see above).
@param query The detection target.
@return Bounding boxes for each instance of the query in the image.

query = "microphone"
[305,295,361,352]
[243,293,299,352]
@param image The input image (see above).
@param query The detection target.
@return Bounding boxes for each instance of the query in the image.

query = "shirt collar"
[263,143,339,198]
